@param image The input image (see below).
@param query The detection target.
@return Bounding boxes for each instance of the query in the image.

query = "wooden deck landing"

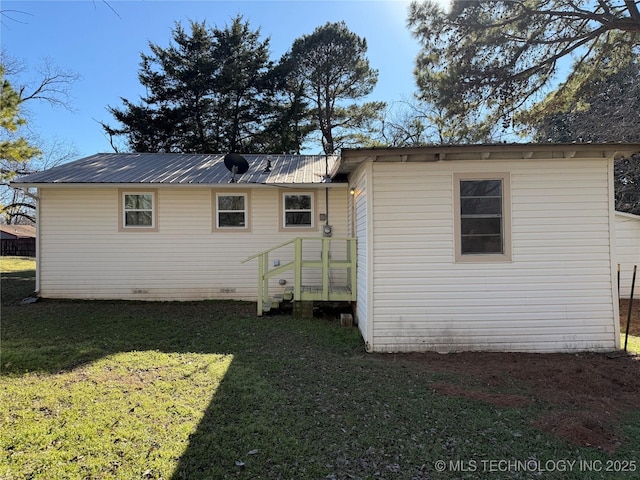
[284,285,352,302]
[299,285,353,301]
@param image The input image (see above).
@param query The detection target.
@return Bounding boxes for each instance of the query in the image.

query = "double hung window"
[454,174,511,262]
[283,193,314,229]
[120,190,157,231]
[216,193,248,229]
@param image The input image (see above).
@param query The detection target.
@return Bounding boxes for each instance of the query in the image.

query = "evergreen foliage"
[105,17,282,153]
[407,0,640,136]
[105,18,381,154]
[0,66,42,224]
[522,56,640,215]
[283,21,384,154]
[0,67,41,181]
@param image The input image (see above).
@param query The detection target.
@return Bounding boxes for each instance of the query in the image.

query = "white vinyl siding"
[37,186,348,301]
[616,212,640,298]
[367,158,617,353]
[349,165,371,348]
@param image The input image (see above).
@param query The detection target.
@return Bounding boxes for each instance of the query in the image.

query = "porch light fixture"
[349,187,356,195]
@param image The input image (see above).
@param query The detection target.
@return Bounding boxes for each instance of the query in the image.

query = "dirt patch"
[534,411,621,452]
[391,351,640,453]
[382,303,640,453]
[620,298,640,336]
[429,381,533,408]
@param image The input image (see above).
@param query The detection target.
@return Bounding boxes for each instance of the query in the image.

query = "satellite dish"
[224,153,249,183]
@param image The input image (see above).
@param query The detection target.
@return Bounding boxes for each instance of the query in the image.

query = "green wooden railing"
[242,237,357,316]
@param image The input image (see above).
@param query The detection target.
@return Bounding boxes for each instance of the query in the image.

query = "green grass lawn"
[623,333,640,353]
[2,257,640,479]
[1,256,37,304]
[0,256,36,273]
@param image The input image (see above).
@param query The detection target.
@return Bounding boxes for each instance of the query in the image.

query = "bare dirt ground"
[385,299,640,453]
[620,298,640,336]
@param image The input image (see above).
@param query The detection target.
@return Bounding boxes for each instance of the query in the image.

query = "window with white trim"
[283,193,314,228]
[454,174,511,262]
[122,191,156,229]
[216,193,247,228]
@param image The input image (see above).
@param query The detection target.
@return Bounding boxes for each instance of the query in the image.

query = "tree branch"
[624,0,640,24]
[0,168,37,176]
[510,25,610,82]
[17,58,80,111]
[0,9,32,27]
[95,0,121,19]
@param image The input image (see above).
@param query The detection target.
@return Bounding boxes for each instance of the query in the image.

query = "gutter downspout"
[35,190,40,295]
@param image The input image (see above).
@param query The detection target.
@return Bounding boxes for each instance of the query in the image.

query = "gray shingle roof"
[13,153,341,185]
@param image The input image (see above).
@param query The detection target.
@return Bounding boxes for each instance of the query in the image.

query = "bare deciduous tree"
[1,53,79,224]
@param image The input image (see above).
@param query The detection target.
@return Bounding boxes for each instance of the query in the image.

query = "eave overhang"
[338,143,640,176]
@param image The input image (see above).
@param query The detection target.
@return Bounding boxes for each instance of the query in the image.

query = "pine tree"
[284,21,383,154]
[0,66,41,183]
[105,17,281,153]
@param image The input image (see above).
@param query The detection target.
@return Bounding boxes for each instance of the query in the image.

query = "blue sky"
[2,0,434,158]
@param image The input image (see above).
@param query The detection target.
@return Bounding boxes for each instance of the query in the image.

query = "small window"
[216,193,247,228]
[454,174,511,262]
[460,179,503,254]
[283,193,314,228]
[120,190,157,231]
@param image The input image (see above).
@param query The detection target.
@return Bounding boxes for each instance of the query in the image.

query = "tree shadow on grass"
[167,318,464,480]
[1,271,360,378]
[1,298,259,375]
[4,275,640,479]
[3,290,447,479]
[1,269,36,306]
[2,287,389,478]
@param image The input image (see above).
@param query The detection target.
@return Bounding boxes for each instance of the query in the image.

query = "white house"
[339,144,640,353]
[13,153,350,302]
[616,211,640,298]
[14,144,640,354]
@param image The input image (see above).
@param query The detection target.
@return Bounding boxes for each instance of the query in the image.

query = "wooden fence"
[1,238,36,257]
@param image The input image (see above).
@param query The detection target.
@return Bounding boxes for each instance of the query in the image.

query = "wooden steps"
[243,237,357,316]
[262,289,291,313]
[283,286,294,301]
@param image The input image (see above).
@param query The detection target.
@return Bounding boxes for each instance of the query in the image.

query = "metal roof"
[339,143,640,175]
[16,144,639,185]
[13,153,341,186]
